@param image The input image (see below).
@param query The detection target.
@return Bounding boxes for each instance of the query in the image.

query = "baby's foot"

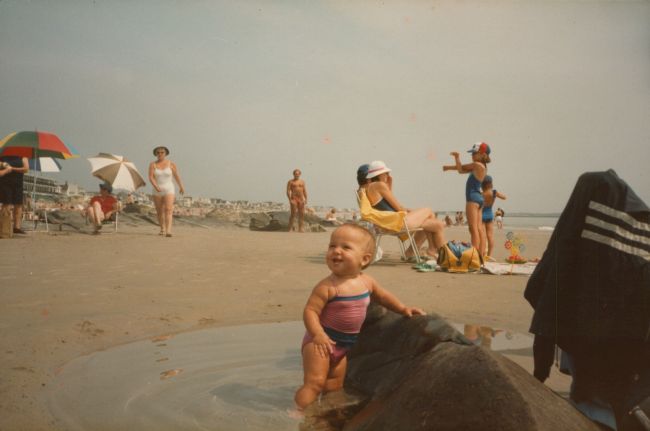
[286,407,304,420]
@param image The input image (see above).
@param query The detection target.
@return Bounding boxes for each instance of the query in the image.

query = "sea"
[498,215,559,231]
[334,211,559,231]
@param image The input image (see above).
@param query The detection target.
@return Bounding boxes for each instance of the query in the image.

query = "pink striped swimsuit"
[302,285,371,364]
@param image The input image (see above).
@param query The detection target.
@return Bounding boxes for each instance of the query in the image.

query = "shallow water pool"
[45,321,533,430]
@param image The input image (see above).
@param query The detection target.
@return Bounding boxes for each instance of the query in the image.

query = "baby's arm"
[303,282,336,357]
[366,275,425,317]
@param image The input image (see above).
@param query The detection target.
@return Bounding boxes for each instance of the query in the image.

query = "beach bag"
[437,241,483,273]
[0,207,12,238]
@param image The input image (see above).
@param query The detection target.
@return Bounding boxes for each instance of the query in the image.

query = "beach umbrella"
[28,157,62,173]
[0,131,79,159]
[87,153,146,192]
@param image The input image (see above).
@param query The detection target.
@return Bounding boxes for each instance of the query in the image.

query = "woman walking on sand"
[149,146,185,237]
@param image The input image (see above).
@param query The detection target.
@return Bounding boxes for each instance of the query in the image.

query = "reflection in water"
[46,322,305,431]
[454,323,532,354]
[45,321,533,430]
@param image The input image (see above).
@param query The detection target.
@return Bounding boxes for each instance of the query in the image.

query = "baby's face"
[326,226,372,276]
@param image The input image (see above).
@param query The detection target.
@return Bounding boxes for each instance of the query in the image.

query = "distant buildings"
[23,175,61,196]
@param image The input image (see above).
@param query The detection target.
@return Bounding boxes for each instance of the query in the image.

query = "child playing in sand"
[479,175,506,261]
[443,142,491,255]
[294,224,425,410]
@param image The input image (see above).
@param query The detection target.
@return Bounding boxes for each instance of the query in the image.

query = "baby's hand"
[402,307,426,317]
[312,333,335,358]
[450,151,459,158]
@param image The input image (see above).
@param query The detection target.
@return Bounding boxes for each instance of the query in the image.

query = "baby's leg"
[324,355,347,393]
[294,342,331,409]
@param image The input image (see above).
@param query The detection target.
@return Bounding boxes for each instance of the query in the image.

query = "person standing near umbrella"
[0,155,29,234]
[148,146,185,237]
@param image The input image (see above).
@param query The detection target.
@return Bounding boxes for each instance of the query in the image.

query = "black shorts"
[0,180,24,205]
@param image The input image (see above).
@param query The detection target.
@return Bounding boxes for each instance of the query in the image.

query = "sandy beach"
[0,223,568,430]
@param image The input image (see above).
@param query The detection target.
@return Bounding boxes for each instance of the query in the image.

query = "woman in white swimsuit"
[148,146,185,237]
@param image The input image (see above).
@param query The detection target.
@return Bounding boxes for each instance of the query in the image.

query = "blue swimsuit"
[465,173,484,208]
[482,190,497,222]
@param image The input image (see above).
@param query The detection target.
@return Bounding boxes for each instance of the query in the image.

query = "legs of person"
[404,230,426,258]
[422,217,446,252]
[404,208,433,255]
[288,202,297,232]
[153,195,165,234]
[88,202,105,227]
[485,221,495,257]
[479,220,488,257]
[466,202,482,251]
[162,193,175,235]
[324,355,347,393]
[13,204,23,230]
[297,201,306,232]
[405,208,445,255]
[87,202,105,234]
[294,342,331,410]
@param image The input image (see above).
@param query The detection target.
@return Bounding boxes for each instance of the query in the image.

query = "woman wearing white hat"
[365,160,446,258]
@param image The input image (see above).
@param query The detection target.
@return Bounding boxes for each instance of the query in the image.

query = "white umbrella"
[87,153,146,192]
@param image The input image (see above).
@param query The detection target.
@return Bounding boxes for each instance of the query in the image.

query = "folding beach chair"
[355,189,422,263]
[24,209,50,232]
[84,201,121,233]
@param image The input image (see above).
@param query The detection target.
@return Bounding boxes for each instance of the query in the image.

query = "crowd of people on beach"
[0,145,185,238]
[293,142,514,414]
[286,141,507,262]
[292,145,650,430]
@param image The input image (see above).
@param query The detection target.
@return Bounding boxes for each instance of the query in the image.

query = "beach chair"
[355,189,422,263]
[22,209,50,232]
[84,202,121,233]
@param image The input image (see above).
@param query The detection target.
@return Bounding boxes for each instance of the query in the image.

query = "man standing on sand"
[287,168,308,232]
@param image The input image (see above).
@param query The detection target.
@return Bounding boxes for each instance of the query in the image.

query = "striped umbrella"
[87,153,146,192]
[29,157,62,173]
[0,131,79,159]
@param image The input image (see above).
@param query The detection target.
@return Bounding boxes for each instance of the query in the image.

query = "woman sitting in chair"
[364,160,446,258]
[86,183,118,235]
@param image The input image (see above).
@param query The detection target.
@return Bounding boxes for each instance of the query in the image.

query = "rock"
[122,203,152,214]
[302,304,601,431]
[248,211,327,232]
[300,391,368,431]
[249,213,283,231]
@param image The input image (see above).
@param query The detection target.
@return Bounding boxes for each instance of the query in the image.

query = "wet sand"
[0,224,568,430]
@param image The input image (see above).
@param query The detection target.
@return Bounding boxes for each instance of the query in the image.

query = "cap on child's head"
[482,175,493,185]
[468,142,491,155]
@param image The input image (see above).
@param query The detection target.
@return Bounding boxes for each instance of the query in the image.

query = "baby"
[294,223,425,410]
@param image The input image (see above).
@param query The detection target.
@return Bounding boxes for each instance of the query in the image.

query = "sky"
[1,0,648,213]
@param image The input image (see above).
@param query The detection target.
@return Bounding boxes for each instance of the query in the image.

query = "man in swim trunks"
[286,169,308,232]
